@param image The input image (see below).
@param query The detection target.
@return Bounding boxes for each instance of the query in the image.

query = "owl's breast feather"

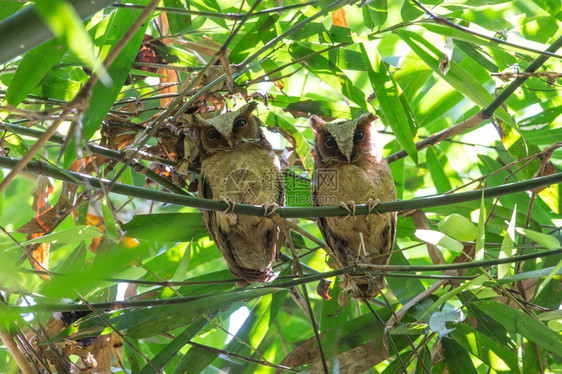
[315,160,395,205]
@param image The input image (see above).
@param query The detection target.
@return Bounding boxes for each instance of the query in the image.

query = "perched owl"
[193,102,285,285]
[310,113,397,300]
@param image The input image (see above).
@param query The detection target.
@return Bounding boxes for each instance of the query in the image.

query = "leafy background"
[0,0,561,373]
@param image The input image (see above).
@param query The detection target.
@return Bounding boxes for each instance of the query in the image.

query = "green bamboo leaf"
[474,300,562,354]
[121,213,208,242]
[141,315,211,374]
[101,198,118,241]
[64,4,148,167]
[39,241,144,299]
[516,228,560,250]
[454,40,498,73]
[498,206,517,279]
[62,287,276,340]
[437,214,478,242]
[360,41,418,163]
[485,266,562,286]
[395,30,514,127]
[289,42,367,108]
[451,324,523,372]
[362,0,388,29]
[21,225,101,245]
[415,229,464,252]
[426,147,452,193]
[178,345,217,374]
[281,310,413,370]
[0,2,24,20]
[3,39,67,107]
[441,337,478,374]
[420,275,487,321]
[535,261,562,300]
[33,0,109,85]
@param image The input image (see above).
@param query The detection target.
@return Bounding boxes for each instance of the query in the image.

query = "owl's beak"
[341,143,353,163]
[227,136,235,148]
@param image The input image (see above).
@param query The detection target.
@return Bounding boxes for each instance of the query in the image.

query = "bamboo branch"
[0,326,37,374]
[0,155,560,218]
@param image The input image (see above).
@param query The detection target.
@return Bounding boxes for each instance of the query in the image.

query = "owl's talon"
[367,198,381,216]
[339,200,357,220]
[220,195,236,213]
[262,201,280,217]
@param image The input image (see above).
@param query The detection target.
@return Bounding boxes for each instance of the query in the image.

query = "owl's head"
[193,102,264,152]
[310,113,378,163]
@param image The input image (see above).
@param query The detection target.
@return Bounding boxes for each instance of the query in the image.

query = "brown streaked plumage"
[310,113,397,300]
[194,102,285,285]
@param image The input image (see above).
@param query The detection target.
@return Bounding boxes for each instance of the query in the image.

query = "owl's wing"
[199,171,252,280]
[200,170,277,284]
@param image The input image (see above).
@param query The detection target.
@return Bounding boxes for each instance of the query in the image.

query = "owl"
[310,113,397,300]
[193,102,285,286]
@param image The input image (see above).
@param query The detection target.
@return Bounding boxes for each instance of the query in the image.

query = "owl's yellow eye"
[207,129,220,140]
[325,136,337,148]
[353,131,364,143]
[234,118,247,128]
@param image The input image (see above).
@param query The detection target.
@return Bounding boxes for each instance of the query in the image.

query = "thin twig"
[411,0,562,60]
[75,292,162,373]
[111,1,316,20]
[186,340,300,372]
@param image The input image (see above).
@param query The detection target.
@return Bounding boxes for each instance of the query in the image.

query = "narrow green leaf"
[415,229,464,252]
[178,345,217,374]
[62,287,277,340]
[437,214,478,242]
[64,5,148,167]
[420,275,487,321]
[455,40,498,73]
[121,213,208,242]
[21,225,101,245]
[360,41,418,163]
[535,260,562,299]
[0,2,24,20]
[363,0,388,28]
[499,206,517,279]
[101,198,118,241]
[516,228,560,250]
[485,266,562,286]
[441,337,478,374]
[426,148,452,193]
[141,316,211,374]
[33,0,109,84]
[452,324,523,372]
[396,30,514,127]
[474,300,562,354]
[39,242,143,299]
[4,39,67,106]
[288,42,367,108]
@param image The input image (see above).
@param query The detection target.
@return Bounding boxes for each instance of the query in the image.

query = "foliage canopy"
[0,0,561,373]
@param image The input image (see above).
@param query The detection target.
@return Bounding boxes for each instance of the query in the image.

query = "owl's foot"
[262,201,280,217]
[366,198,381,216]
[220,195,236,213]
[339,200,357,221]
